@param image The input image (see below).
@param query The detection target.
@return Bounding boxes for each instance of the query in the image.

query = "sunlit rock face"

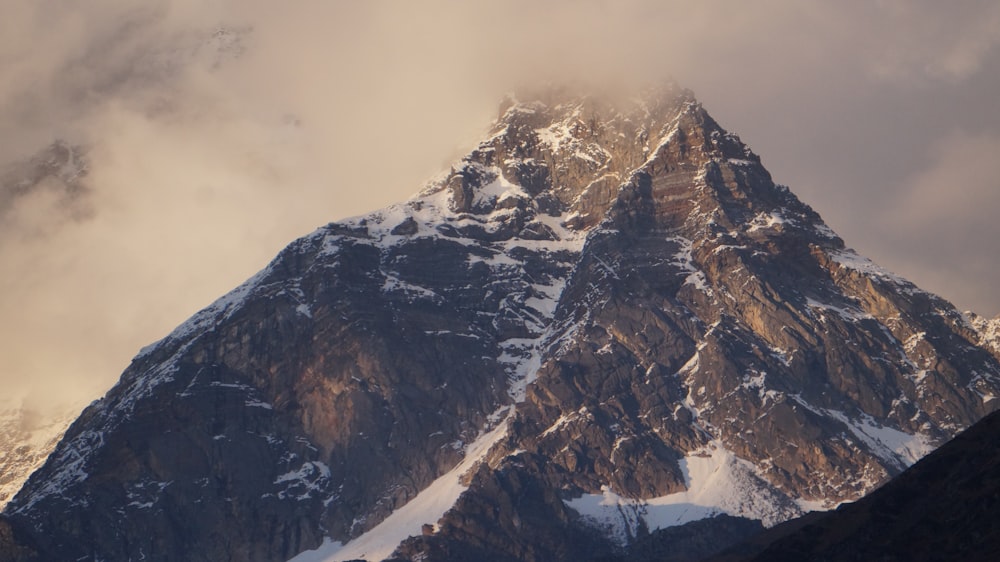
[3,86,999,562]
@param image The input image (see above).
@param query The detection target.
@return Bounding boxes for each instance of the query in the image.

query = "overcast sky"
[2,0,999,410]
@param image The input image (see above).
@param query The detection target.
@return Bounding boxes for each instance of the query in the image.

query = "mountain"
[724,406,1000,561]
[2,85,999,562]
[0,400,78,511]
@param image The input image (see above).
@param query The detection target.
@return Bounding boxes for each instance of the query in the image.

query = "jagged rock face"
[735,407,1000,561]
[3,86,1000,562]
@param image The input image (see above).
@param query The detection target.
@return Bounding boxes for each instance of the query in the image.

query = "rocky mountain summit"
[3,85,999,562]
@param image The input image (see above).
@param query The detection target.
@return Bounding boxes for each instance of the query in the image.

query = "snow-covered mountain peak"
[4,87,1000,562]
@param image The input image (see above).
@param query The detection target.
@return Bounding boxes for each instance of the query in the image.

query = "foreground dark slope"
[731,407,1000,561]
[2,86,1000,562]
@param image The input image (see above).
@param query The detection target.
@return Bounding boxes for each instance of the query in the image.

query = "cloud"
[0,0,507,407]
[871,132,1000,312]
[1,1,999,409]
[864,0,1000,82]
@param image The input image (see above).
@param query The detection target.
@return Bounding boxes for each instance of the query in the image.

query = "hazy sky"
[2,0,999,409]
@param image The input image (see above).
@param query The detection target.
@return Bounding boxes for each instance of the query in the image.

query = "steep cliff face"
[3,86,999,562]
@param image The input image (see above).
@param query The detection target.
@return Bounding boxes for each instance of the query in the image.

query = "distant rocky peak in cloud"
[0,140,92,228]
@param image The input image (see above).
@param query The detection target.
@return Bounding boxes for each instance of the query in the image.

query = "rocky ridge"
[2,85,999,562]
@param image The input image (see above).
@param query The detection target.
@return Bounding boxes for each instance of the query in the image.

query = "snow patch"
[806,297,874,323]
[565,441,801,547]
[668,236,711,294]
[275,461,332,501]
[381,273,441,302]
[473,175,528,209]
[288,539,344,562]
[747,209,795,233]
[790,396,935,469]
[825,409,935,468]
[828,249,919,294]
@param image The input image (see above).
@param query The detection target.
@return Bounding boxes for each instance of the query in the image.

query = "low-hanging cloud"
[1,0,999,410]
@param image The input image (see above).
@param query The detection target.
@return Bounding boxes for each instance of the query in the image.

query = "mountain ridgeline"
[3,86,999,562]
